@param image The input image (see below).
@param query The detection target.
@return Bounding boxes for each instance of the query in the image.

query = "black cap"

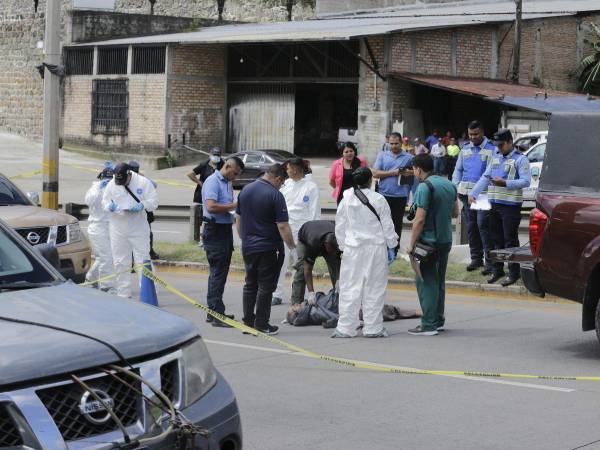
[127,160,140,173]
[210,147,222,155]
[97,167,114,180]
[493,128,513,145]
[113,162,130,186]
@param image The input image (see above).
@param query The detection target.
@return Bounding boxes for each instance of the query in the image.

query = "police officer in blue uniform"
[452,120,495,273]
[470,129,531,287]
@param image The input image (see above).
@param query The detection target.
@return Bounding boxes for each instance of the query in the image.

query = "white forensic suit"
[335,188,398,336]
[84,179,114,291]
[273,176,320,300]
[102,172,159,298]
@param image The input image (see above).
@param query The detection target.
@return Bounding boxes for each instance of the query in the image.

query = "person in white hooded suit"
[333,167,398,338]
[84,164,115,292]
[102,162,159,298]
[271,157,320,305]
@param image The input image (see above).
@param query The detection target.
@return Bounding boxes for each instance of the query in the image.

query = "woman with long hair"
[328,142,368,205]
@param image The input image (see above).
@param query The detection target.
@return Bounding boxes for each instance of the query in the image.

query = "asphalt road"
[134,268,600,450]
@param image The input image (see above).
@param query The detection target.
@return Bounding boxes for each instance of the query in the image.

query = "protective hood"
[0,284,198,387]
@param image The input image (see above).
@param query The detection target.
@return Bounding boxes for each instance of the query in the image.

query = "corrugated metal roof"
[390,73,600,113]
[74,0,600,46]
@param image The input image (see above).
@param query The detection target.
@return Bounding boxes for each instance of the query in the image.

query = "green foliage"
[576,22,600,94]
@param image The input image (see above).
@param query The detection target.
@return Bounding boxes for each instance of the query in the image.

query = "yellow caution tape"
[78,264,146,287]
[138,266,600,382]
[9,169,43,180]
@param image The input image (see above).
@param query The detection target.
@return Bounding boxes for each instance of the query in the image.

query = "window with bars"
[91,79,128,135]
[97,47,128,75]
[64,48,93,75]
[133,46,166,74]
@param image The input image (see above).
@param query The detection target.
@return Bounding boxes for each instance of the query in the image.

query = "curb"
[153,260,530,297]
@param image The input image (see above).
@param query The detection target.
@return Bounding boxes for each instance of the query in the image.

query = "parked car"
[522,141,546,202]
[491,113,600,344]
[0,173,91,282]
[0,217,242,448]
[229,150,311,189]
[514,130,548,152]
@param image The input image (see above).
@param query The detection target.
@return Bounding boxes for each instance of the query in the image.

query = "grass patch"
[154,241,507,284]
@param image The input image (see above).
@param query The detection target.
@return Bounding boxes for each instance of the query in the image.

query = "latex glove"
[387,248,396,265]
[130,203,144,213]
[307,291,317,306]
[289,248,298,265]
[99,179,109,189]
[108,200,118,212]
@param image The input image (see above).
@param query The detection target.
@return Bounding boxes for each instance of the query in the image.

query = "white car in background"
[522,141,546,202]
[514,130,548,153]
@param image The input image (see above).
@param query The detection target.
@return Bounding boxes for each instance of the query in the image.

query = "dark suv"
[494,113,600,343]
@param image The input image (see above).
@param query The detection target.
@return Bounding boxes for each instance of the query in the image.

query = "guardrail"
[65,202,535,243]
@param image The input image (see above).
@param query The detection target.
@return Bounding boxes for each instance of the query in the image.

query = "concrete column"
[534,28,542,83]
[451,30,458,76]
[490,29,499,79]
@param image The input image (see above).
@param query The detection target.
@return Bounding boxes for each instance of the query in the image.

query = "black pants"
[203,223,233,314]
[384,196,408,252]
[242,247,285,329]
[489,203,522,278]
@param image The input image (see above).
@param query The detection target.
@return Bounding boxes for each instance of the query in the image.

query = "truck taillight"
[529,208,548,257]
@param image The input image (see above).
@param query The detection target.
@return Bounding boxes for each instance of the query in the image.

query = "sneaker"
[331,330,353,338]
[408,326,438,336]
[206,313,234,323]
[436,326,445,332]
[271,297,283,306]
[364,328,389,338]
[256,324,279,335]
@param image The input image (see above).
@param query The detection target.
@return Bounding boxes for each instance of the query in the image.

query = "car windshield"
[264,150,295,161]
[527,144,546,163]
[0,225,57,285]
[0,176,30,206]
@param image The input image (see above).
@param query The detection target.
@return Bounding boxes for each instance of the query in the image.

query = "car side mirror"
[34,243,60,270]
[26,192,40,205]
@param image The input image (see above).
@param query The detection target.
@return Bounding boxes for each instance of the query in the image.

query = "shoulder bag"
[124,185,155,223]
[411,179,437,263]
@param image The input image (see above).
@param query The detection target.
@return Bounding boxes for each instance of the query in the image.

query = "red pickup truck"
[493,113,600,343]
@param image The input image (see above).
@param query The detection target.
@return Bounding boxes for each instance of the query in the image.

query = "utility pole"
[286,0,295,21]
[217,0,226,22]
[41,0,61,210]
[510,0,522,83]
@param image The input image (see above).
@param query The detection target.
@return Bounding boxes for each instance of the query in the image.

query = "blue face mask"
[210,155,221,163]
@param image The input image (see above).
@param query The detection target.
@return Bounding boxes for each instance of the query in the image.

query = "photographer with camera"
[407,154,459,336]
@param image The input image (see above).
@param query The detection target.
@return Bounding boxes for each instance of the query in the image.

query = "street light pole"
[510,0,522,83]
[41,0,61,210]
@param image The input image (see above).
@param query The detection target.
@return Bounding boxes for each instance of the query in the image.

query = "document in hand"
[470,194,492,211]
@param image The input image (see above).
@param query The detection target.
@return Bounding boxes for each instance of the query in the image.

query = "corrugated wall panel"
[228,85,295,153]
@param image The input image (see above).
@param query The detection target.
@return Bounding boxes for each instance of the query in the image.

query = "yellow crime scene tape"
[129,266,600,383]
[9,169,43,180]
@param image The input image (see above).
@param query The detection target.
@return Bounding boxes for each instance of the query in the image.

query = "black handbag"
[411,180,438,263]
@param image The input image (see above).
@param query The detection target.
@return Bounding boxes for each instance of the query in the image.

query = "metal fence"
[64,48,93,75]
[91,79,128,135]
[97,47,128,75]
[132,46,166,74]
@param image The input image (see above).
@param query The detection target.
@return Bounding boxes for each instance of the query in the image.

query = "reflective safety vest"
[457,140,495,195]
[488,151,527,204]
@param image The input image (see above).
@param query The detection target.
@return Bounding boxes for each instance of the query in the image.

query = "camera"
[406,203,417,221]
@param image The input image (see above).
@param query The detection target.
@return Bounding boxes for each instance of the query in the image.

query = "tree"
[576,22,600,95]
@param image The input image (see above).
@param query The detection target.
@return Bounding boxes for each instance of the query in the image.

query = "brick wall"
[62,74,166,153]
[167,45,227,155]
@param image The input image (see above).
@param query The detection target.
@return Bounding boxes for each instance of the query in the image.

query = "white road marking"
[204,339,575,393]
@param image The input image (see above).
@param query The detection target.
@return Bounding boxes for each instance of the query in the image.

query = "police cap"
[492,128,513,145]
[113,162,130,185]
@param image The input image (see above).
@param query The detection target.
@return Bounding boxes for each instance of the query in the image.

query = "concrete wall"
[317,0,480,17]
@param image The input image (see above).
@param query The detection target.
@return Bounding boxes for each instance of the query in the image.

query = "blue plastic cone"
[140,260,159,306]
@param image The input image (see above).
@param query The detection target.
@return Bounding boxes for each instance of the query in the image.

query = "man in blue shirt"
[236,164,296,336]
[470,129,531,287]
[452,120,496,273]
[372,131,416,256]
[202,156,244,327]
[425,129,439,150]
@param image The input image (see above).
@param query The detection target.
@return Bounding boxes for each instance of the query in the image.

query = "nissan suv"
[0,218,242,448]
[492,113,600,344]
[0,174,90,282]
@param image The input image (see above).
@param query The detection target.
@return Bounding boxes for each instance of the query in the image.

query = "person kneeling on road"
[290,220,340,306]
[333,167,399,338]
[407,154,458,336]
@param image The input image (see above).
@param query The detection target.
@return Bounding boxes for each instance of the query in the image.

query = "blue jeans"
[433,157,446,175]
[459,194,490,266]
[203,223,233,314]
